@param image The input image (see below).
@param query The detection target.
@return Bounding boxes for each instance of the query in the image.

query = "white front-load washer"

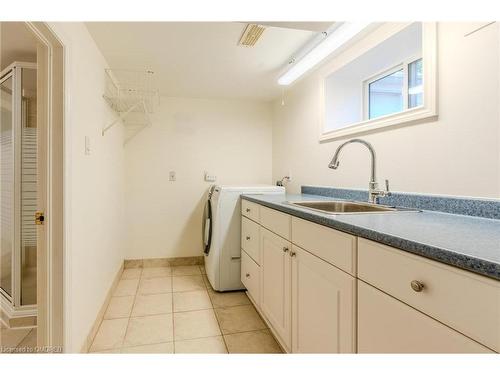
[202,185,285,291]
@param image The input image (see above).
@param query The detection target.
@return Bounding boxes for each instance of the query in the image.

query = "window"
[365,57,423,120]
[320,22,437,142]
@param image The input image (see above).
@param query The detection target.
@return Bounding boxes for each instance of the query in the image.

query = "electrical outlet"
[169,171,176,181]
[204,172,216,182]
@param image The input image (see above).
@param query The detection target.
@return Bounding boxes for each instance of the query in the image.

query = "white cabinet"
[358,281,493,353]
[260,227,292,351]
[291,245,356,353]
[241,250,260,306]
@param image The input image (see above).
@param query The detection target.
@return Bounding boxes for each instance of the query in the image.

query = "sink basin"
[287,200,416,215]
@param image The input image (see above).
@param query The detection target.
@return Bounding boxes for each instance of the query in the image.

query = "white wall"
[124,97,272,260]
[49,23,125,352]
[273,22,500,199]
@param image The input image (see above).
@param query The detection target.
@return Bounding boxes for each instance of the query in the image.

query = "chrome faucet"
[328,138,390,204]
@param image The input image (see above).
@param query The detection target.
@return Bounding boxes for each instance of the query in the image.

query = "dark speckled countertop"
[242,193,500,281]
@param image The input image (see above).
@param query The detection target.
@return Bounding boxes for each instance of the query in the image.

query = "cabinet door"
[260,227,291,350]
[358,281,493,353]
[291,245,356,353]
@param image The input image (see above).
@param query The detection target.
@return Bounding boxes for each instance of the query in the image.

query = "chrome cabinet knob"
[246,236,251,240]
[290,251,296,257]
[246,208,251,213]
[246,273,250,278]
[411,280,425,292]
[283,247,289,253]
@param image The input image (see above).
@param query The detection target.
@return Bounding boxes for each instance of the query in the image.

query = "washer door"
[202,198,212,255]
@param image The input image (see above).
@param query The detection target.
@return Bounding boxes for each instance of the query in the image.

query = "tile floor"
[89,265,282,354]
[0,323,37,353]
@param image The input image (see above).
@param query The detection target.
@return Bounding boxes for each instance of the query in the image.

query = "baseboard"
[124,256,204,269]
[245,291,288,354]
[80,262,124,353]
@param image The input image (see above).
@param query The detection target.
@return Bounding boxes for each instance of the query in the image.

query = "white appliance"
[203,185,285,291]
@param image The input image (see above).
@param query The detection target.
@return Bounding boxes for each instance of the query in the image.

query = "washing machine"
[202,185,285,291]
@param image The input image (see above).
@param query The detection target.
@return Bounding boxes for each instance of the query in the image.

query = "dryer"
[202,185,285,291]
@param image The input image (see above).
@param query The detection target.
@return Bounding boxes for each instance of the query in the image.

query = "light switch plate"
[85,136,91,155]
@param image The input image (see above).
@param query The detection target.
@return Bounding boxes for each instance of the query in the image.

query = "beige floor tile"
[175,336,227,354]
[132,293,172,316]
[202,274,215,290]
[121,342,174,353]
[208,290,251,308]
[114,279,139,297]
[90,318,128,352]
[104,296,135,319]
[141,267,171,279]
[123,314,173,347]
[172,275,205,292]
[224,330,282,354]
[173,309,221,341]
[0,327,31,348]
[215,305,266,334]
[91,349,122,354]
[138,277,172,295]
[173,290,212,312]
[17,328,37,349]
[172,265,202,276]
[121,268,142,280]
[199,265,206,275]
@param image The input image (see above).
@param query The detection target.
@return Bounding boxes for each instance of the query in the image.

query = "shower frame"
[0,61,38,323]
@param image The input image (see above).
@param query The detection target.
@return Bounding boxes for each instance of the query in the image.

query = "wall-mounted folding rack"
[102,69,159,144]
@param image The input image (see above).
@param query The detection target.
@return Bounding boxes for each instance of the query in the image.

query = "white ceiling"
[86,22,330,101]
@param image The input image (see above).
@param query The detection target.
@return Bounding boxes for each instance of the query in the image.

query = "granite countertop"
[242,193,500,281]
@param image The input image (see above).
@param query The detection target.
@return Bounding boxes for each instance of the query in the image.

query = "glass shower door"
[0,73,14,300]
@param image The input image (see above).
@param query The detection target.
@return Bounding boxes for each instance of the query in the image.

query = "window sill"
[319,105,437,143]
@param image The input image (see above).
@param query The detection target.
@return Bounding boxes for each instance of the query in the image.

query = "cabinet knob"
[246,273,250,278]
[410,280,425,292]
[282,247,289,253]
[246,236,251,240]
[246,208,251,213]
[290,251,296,257]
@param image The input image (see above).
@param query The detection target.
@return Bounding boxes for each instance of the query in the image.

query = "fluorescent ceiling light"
[278,22,372,86]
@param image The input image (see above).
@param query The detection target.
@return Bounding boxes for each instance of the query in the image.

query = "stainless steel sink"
[287,200,416,215]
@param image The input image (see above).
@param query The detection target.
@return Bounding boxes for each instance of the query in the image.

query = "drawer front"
[260,206,291,240]
[241,200,260,222]
[358,281,492,353]
[241,216,260,264]
[241,250,260,306]
[291,217,357,275]
[358,238,500,352]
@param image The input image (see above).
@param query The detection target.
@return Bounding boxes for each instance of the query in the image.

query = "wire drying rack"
[102,69,159,144]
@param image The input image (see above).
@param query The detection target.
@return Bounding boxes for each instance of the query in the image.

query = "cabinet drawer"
[292,217,356,275]
[358,281,492,353]
[241,216,260,264]
[358,238,500,352]
[241,200,260,222]
[260,206,291,240]
[241,250,260,306]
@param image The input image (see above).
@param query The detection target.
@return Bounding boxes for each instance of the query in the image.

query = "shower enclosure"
[0,62,38,325]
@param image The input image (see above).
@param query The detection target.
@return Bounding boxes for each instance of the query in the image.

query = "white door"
[260,227,291,350]
[291,245,356,353]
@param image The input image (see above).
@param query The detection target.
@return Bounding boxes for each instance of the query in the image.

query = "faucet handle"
[385,179,391,195]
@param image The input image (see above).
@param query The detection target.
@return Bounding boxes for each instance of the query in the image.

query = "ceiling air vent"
[238,24,266,47]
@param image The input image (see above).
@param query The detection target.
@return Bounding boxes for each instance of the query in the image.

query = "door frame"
[23,22,65,352]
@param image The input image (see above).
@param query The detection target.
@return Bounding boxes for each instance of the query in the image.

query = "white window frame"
[362,55,422,121]
[319,22,437,142]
